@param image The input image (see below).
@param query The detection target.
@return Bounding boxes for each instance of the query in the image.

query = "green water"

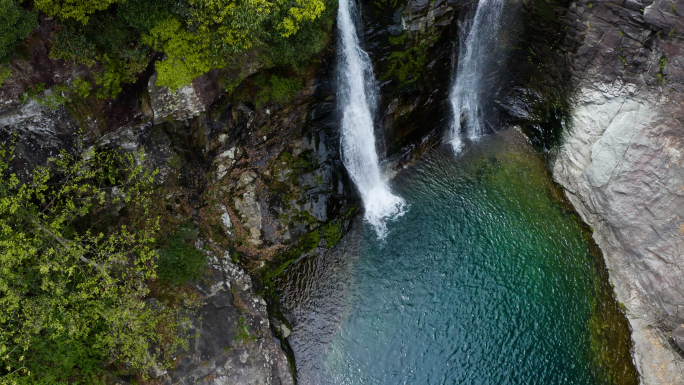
[277,130,637,384]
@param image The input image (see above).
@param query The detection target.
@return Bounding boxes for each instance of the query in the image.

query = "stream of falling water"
[449,0,505,152]
[337,0,406,237]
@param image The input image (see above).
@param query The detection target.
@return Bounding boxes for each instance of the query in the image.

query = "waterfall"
[337,0,405,237]
[449,0,504,152]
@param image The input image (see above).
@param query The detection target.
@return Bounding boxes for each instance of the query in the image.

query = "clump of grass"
[157,228,207,286]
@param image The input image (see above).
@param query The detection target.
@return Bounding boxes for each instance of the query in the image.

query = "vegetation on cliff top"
[0,145,193,383]
[1,0,334,97]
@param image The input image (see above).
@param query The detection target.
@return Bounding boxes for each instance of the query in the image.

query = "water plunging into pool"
[449,0,505,152]
[276,131,638,384]
[274,1,638,382]
[337,0,406,237]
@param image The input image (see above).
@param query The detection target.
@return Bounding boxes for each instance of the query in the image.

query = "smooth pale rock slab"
[553,85,684,384]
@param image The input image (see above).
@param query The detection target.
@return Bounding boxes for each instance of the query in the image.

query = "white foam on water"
[337,0,406,237]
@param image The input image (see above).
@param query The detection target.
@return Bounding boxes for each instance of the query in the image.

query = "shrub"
[0,0,37,62]
[0,66,12,87]
[0,145,187,382]
[157,229,207,286]
[255,74,303,105]
[34,0,121,24]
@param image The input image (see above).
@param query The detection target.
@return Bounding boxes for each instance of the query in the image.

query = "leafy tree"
[142,17,216,91]
[33,0,122,24]
[0,0,37,62]
[0,146,185,383]
[35,0,334,95]
[277,0,326,37]
[187,0,273,53]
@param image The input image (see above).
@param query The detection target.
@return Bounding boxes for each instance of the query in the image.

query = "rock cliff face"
[159,251,294,385]
[0,22,357,382]
[551,0,684,382]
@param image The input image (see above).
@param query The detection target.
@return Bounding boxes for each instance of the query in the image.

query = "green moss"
[381,35,437,85]
[322,220,342,249]
[262,230,320,285]
[168,153,182,169]
[19,77,94,109]
[235,316,257,345]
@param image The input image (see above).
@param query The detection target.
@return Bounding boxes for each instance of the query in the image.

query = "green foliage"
[0,66,11,87]
[157,228,207,286]
[34,0,122,24]
[0,0,37,62]
[46,0,183,97]
[72,76,92,98]
[0,145,185,382]
[277,0,326,38]
[187,0,272,54]
[50,21,148,99]
[143,17,216,91]
[262,0,335,70]
[322,220,341,249]
[255,74,303,105]
[19,77,93,109]
[37,0,334,95]
[234,316,256,345]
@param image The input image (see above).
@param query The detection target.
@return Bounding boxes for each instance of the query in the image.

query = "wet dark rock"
[358,0,457,166]
[644,0,684,33]
[157,253,294,385]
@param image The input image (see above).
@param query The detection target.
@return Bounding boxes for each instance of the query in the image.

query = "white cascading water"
[337,0,405,237]
[449,0,504,152]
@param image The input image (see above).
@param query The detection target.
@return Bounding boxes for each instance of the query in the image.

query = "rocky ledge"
[158,246,294,385]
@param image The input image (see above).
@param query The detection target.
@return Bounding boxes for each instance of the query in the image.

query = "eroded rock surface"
[158,250,294,385]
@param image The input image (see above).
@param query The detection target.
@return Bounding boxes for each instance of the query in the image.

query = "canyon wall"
[552,0,684,382]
